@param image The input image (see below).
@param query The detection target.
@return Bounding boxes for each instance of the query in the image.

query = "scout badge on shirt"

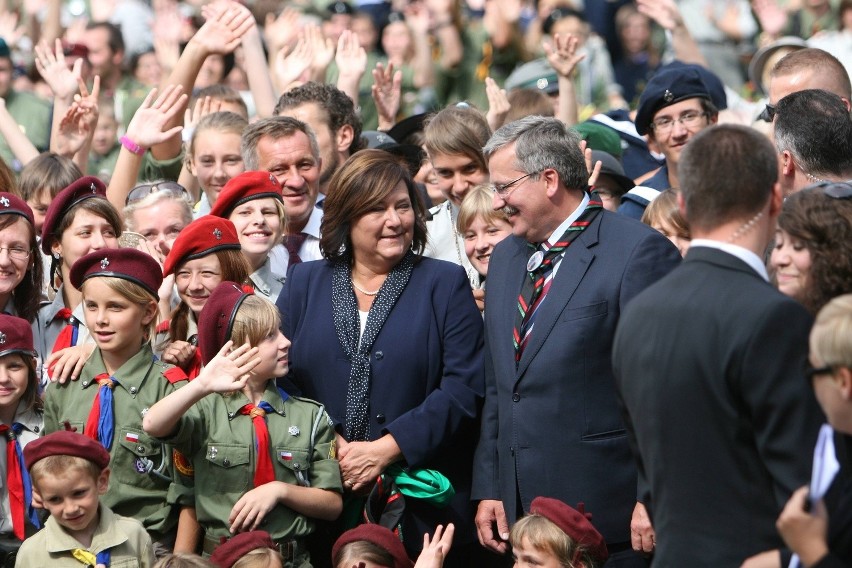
[279,451,293,461]
[288,426,300,436]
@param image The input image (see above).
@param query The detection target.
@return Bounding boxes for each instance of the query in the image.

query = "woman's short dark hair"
[320,149,427,264]
[778,187,852,314]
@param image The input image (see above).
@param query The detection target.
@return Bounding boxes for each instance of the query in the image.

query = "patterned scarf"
[332,252,415,442]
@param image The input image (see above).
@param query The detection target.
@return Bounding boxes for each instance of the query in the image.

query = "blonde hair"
[457,184,510,234]
[30,455,102,487]
[641,189,690,238]
[510,514,600,568]
[811,294,852,368]
[82,276,160,341]
[231,548,283,568]
[153,554,215,568]
[230,295,280,349]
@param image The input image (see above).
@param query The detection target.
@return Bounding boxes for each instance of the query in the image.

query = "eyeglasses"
[650,111,709,135]
[758,103,776,123]
[126,181,190,205]
[490,172,538,198]
[0,246,30,260]
[805,364,835,381]
[806,180,852,199]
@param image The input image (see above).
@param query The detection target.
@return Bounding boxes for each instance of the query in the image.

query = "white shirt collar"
[545,192,591,246]
[689,239,769,281]
[303,205,323,239]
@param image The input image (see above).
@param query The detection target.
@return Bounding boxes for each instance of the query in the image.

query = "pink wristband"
[120,135,146,156]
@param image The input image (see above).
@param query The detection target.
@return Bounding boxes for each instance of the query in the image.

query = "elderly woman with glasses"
[278,150,485,565]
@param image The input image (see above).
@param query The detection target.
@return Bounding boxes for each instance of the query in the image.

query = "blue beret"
[635,62,727,136]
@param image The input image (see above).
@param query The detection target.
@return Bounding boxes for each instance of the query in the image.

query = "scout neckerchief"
[51,307,79,353]
[514,192,602,363]
[0,423,39,540]
[71,548,110,567]
[84,373,118,450]
[239,401,276,487]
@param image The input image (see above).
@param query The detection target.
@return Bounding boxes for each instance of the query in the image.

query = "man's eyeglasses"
[806,181,852,199]
[126,181,191,205]
[649,111,708,135]
[490,172,538,198]
[758,103,776,123]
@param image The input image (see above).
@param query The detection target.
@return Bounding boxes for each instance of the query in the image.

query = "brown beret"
[209,171,283,218]
[70,248,163,299]
[162,216,241,277]
[529,497,608,564]
[41,176,109,254]
[0,193,34,227]
[197,281,254,365]
[24,430,111,471]
[209,531,278,568]
[0,314,36,358]
[332,524,413,568]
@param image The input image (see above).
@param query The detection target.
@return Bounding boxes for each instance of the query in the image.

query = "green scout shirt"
[1,90,51,172]
[88,143,185,183]
[163,381,342,541]
[43,343,188,538]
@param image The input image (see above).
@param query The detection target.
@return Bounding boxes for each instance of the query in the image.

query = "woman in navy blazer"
[276,150,485,565]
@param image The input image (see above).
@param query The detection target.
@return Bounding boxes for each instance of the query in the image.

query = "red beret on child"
[162,216,241,277]
[197,281,254,366]
[41,176,109,253]
[209,171,283,218]
[530,497,609,565]
[209,530,278,568]
[332,524,413,568]
[0,192,34,226]
[0,314,36,358]
[70,248,163,299]
[24,430,111,471]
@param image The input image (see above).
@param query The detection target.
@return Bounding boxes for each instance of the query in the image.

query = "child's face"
[92,114,119,157]
[463,214,512,277]
[809,354,852,434]
[652,220,691,258]
[189,131,245,204]
[251,329,291,381]
[26,189,51,234]
[229,198,283,268]
[52,210,119,274]
[82,278,157,360]
[35,467,109,539]
[770,228,811,302]
[429,153,488,208]
[0,354,31,411]
[175,255,224,315]
[513,537,564,568]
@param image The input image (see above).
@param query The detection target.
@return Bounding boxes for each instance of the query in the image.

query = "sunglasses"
[758,103,776,123]
[806,181,852,199]
[126,181,190,205]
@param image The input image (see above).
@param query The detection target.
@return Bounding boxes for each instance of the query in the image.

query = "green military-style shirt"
[43,343,188,538]
[163,381,342,541]
[89,143,185,184]
[1,90,51,172]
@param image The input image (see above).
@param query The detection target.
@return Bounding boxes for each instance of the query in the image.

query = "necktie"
[71,548,111,567]
[513,194,602,363]
[282,233,308,266]
[84,374,119,450]
[51,308,79,353]
[239,402,276,487]
[0,424,37,540]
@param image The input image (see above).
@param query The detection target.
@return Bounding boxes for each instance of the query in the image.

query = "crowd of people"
[0,0,848,567]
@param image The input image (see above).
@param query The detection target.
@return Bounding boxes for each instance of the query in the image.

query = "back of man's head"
[775,89,852,181]
[274,82,362,156]
[770,48,852,102]
[679,125,777,232]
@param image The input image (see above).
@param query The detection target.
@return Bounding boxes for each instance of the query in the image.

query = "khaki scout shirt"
[15,504,155,568]
[42,344,188,537]
[164,382,342,541]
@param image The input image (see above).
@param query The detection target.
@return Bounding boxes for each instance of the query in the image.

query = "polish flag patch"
[126,432,140,443]
[279,451,292,461]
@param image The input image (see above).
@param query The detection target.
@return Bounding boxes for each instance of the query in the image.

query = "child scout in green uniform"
[42,248,189,550]
[142,282,343,567]
[17,430,155,567]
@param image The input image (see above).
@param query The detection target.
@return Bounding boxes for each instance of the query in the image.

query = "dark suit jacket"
[471,209,681,544]
[613,246,824,566]
[277,257,485,549]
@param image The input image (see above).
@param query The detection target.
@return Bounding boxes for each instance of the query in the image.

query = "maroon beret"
[0,314,36,358]
[162,216,241,277]
[529,497,608,565]
[0,193,34,227]
[70,248,163,299]
[41,176,109,253]
[209,531,278,568]
[24,430,111,471]
[332,524,413,568]
[197,281,254,365]
[209,171,283,218]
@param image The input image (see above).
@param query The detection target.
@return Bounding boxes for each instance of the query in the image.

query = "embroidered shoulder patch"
[173,449,194,477]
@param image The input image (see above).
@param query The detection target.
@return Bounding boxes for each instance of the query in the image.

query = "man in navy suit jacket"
[472,116,680,566]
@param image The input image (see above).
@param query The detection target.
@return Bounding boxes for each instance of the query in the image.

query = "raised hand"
[184,95,223,133]
[335,30,368,83]
[0,11,25,48]
[123,85,188,150]
[485,76,510,131]
[306,24,335,81]
[196,341,261,394]
[751,0,788,39]
[193,1,255,56]
[274,37,314,90]
[54,75,100,157]
[543,33,586,79]
[33,39,82,100]
[264,6,302,53]
[414,524,455,568]
[636,0,685,32]
[372,61,402,130]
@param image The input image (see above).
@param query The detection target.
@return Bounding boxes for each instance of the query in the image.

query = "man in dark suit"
[612,124,824,566]
[472,116,681,565]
